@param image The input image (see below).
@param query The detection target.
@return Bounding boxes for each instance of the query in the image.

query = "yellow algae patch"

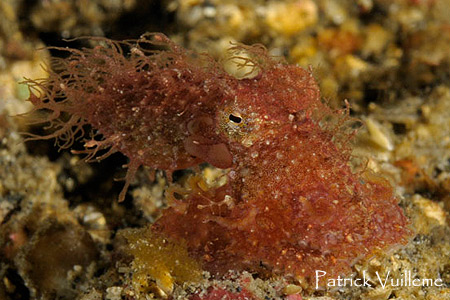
[265,0,318,36]
[120,226,202,296]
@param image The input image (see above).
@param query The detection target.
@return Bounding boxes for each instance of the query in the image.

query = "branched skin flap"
[25,33,410,282]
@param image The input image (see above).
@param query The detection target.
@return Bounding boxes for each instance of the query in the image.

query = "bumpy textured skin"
[26,33,410,281]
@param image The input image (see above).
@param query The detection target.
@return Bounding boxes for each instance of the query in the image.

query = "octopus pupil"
[229,114,242,124]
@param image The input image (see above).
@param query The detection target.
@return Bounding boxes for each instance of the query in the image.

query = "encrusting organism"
[24,33,410,283]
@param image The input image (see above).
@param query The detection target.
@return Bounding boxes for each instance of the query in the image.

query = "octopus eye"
[229,114,242,124]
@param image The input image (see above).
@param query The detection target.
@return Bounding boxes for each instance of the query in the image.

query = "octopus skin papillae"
[26,33,410,283]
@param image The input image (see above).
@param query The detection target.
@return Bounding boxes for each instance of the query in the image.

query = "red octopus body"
[26,33,410,282]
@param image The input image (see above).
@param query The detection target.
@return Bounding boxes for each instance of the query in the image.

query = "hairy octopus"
[25,33,410,282]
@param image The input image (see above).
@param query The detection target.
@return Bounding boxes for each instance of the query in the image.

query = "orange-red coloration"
[25,34,410,281]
